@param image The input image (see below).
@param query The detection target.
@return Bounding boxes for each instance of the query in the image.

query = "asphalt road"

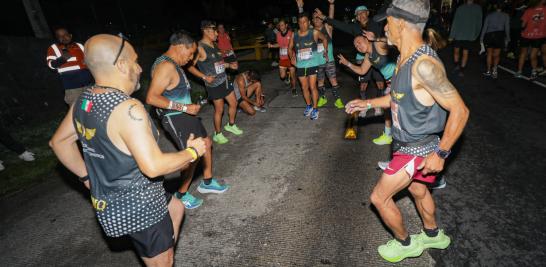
[0,50,545,266]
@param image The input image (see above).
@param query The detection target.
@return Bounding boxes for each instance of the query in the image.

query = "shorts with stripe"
[161,113,208,150]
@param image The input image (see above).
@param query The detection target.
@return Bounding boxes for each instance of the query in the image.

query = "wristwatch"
[434,147,451,159]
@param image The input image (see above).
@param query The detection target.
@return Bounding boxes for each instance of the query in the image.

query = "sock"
[492,65,497,72]
[331,85,341,99]
[229,123,234,127]
[396,236,411,246]
[307,104,312,109]
[176,192,187,198]
[424,227,439,238]
[384,126,391,136]
[318,86,326,97]
[203,178,212,185]
[215,131,221,135]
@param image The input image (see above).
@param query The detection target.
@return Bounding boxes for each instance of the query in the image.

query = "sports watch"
[434,147,451,159]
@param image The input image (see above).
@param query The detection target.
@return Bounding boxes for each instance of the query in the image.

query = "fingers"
[188,133,195,141]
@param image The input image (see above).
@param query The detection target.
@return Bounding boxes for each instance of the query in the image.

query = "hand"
[363,31,376,41]
[295,0,304,8]
[184,104,201,115]
[203,75,215,84]
[344,99,369,114]
[417,152,445,175]
[314,8,326,20]
[290,57,296,66]
[267,42,272,48]
[323,50,328,59]
[337,54,349,66]
[61,50,72,60]
[186,134,207,157]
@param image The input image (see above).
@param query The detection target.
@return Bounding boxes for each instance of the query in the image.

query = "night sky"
[2,0,387,39]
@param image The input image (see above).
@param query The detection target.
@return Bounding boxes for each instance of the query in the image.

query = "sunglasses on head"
[113,33,129,65]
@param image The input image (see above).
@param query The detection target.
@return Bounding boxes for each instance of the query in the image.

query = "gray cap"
[374,0,430,24]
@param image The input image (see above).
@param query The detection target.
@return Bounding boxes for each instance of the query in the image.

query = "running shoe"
[224,123,243,136]
[291,88,298,96]
[213,132,229,144]
[304,105,313,117]
[317,96,328,107]
[530,71,538,80]
[373,132,392,145]
[310,108,319,120]
[491,71,498,79]
[483,71,491,77]
[19,150,35,161]
[271,61,279,67]
[253,106,267,113]
[0,160,4,172]
[334,98,344,109]
[430,176,447,189]
[175,192,203,209]
[536,67,544,73]
[377,161,389,170]
[378,236,424,263]
[358,110,367,118]
[284,77,291,86]
[506,52,515,59]
[197,178,230,194]
[540,70,546,76]
[412,229,451,250]
[514,71,524,79]
[374,108,383,116]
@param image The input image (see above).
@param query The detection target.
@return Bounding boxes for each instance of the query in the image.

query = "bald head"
[84,34,135,76]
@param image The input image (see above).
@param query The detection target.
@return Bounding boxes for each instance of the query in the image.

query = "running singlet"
[73,89,167,237]
[368,43,395,80]
[151,55,192,116]
[294,29,320,68]
[390,45,447,144]
[276,30,293,60]
[316,26,334,63]
[197,41,228,87]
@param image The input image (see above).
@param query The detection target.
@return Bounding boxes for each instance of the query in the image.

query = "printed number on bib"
[297,48,313,61]
[214,61,225,74]
[280,48,288,56]
[317,43,325,53]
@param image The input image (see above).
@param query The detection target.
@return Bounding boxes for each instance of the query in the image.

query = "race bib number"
[279,48,288,56]
[214,61,225,74]
[297,48,313,61]
[317,43,324,53]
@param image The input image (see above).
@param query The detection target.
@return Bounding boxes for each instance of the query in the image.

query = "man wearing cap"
[188,20,243,145]
[315,1,386,114]
[345,0,469,262]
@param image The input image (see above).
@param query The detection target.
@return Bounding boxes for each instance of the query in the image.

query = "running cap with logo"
[354,5,368,15]
[201,20,217,30]
[373,0,430,24]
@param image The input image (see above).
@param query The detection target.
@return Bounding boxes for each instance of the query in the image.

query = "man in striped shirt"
[46,27,94,105]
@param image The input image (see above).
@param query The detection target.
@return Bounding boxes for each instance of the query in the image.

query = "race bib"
[214,61,225,74]
[297,48,313,61]
[279,48,288,56]
[317,43,324,53]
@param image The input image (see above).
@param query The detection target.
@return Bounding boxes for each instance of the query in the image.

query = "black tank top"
[197,41,227,87]
[152,55,192,116]
[368,42,389,69]
[72,88,167,237]
[390,45,447,145]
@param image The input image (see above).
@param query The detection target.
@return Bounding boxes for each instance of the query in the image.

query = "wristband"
[182,104,188,113]
[201,76,207,81]
[185,147,198,162]
[347,62,352,68]
[168,100,174,110]
[78,175,89,182]
[366,101,372,110]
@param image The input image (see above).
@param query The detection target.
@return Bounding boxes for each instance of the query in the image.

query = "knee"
[408,183,426,199]
[369,190,384,208]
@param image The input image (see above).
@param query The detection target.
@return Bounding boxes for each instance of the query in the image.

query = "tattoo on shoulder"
[128,104,143,121]
[415,58,457,98]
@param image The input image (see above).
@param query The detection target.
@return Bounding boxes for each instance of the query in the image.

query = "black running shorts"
[162,112,208,150]
[129,212,174,258]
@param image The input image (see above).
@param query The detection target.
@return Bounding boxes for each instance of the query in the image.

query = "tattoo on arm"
[128,104,143,121]
[415,59,457,98]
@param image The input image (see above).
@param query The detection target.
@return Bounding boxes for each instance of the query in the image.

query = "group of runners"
[49,0,469,265]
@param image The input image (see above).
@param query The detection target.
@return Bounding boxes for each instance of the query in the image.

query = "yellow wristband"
[185,147,198,162]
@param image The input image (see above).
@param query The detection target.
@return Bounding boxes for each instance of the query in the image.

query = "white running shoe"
[0,161,5,171]
[430,177,447,189]
[18,151,35,161]
[377,161,390,170]
[374,108,383,116]
[271,61,279,67]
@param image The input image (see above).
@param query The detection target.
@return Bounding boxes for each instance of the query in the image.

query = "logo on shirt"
[75,119,96,140]
[81,99,93,112]
[391,90,405,101]
[91,195,107,212]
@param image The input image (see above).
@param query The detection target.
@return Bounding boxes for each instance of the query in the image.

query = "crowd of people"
[14,0,542,265]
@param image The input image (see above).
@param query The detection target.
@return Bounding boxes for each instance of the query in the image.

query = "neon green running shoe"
[317,96,328,108]
[334,98,344,109]
[224,123,243,136]
[413,229,451,250]
[372,132,393,145]
[378,236,424,263]
[213,132,229,144]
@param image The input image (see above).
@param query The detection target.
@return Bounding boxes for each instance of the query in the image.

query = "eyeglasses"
[113,33,128,65]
